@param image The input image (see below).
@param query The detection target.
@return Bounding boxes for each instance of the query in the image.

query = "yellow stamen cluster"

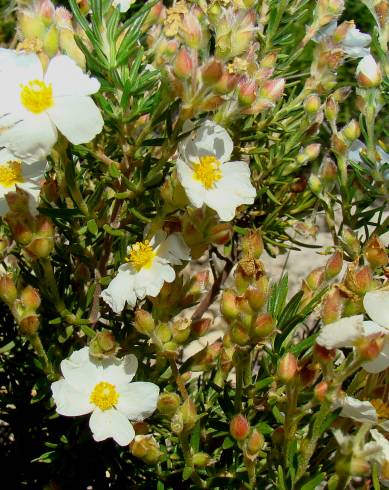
[127,240,156,271]
[0,161,24,188]
[371,399,389,420]
[90,381,119,411]
[20,80,53,114]
[193,155,222,189]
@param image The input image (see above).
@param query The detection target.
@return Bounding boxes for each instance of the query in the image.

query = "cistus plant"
[0,0,388,488]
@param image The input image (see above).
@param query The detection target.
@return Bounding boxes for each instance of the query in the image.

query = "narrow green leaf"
[182,466,193,481]
[87,219,99,236]
[301,473,326,490]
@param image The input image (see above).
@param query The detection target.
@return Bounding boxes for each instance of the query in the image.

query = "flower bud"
[157,392,181,418]
[260,78,285,101]
[245,285,266,311]
[230,414,250,441]
[342,119,360,142]
[134,309,155,336]
[191,318,211,337]
[25,237,54,258]
[36,215,55,238]
[314,380,329,402]
[214,72,238,94]
[251,313,275,341]
[43,25,59,57]
[201,58,223,85]
[324,96,339,124]
[193,452,211,467]
[221,289,239,320]
[19,314,40,336]
[241,230,264,259]
[173,48,193,79]
[189,342,222,371]
[325,251,343,279]
[245,428,264,455]
[20,286,41,311]
[304,94,321,114]
[271,427,284,445]
[356,55,382,88]
[89,330,117,359]
[208,223,232,245]
[308,174,322,194]
[171,319,191,344]
[131,435,163,464]
[341,227,361,259]
[319,156,337,187]
[345,264,374,294]
[364,235,388,269]
[0,275,17,304]
[19,13,46,40]
[230,324,251,346]
[179,398,197,432]
[305,267,325,291]
[297,144,321,164]
[321,287,344,324]
[278,353,298,383]
[355,335,384,361]
[181,11,203,49]
[237,79,257,106]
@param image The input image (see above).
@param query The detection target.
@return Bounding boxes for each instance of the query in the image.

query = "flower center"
[20,80,53,114]
[127,240,156,271]
[192,155,222,189]
[90,381,119,411]
[371,399,389,420]
[0,161,24,188]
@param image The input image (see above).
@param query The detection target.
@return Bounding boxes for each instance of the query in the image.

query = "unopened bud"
[89,330,117,359]
[245,286,266,311]
[230,414,250,441]
[134,309,155,335]
[304,94,321,114]
[314,380,329,402]
[345,264,374,294]
[19,13,46,40]
[241,230,263,259]
[131,435,163,464]
[214,72,238,94]
[230,323,251,346]
[251,313,275,341]
[181,11,203,49]
[0,275,17,304]
[325,96,339,123]
[319,156,337,187]
[325,251,343,279]
[308,174,322,194]
[271,427,284,445]
[364,235,388,269]
[35,216,55,238]
[356,55,382,88]
[19,314,40,336]
[173,48,193,79]
[260,78,285,101]
[321,287,344,324]
[191,318,211,337]
[245,428,264,455]
[297,144,321,164]
[355,335,384,361]
[238,79,257,106]
[342,119,360,142]
[201,58,223,85]
[157,392,181,418]
[305,267,325,291]
[171,319,191,344]
[43,25,59,57]
[278,353,298,383]
[25,237,54,258]
[193,452,211,467]
[341,227,361,259]
[208,223,232,245]
[179,398,197,432]
[221,289,239,320]
[20,286,41,311]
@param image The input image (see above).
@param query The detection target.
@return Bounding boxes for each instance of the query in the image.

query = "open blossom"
[316,290,389,373]
[313,21,371,58]
[0,49,103,163]
[101,231,190,313]
[176,120,256,221]
[338,395,389,431]
[0,148,46,215]
[51,347,159,446]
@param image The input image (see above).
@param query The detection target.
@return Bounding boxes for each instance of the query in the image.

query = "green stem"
[179,433,207,488]
[28,333,55,379]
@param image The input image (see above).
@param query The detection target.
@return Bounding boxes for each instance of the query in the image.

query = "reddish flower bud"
[214,72,238,94]
[321,287,344,324]
[304,267,325,291]
[25,237,54,258]
[208,223,232,245]
[230,324,251,346]
[260,78,285,101]
[19,314,40,336]
[325,251,343,280]
[221,289,239,320]
[355,335,385,361]
[134,309,155,335]
[157,392,181,418]
[251,313,275,341]
[319,156,338,187]
[237,79,257,106]
[201,58,223,85]
[20,286,41,311]
[278,353,298,383]
[245,428,264,455]
[191,318,211,337]
[324,96,339,123]
[314,343,336,363]
[314,381,329,402]
[230,414,250,441]
[245,286,266,311]
[0,274,18,304]
[345,264,374,294]
[364,235,388,269]
[173,48,193,79]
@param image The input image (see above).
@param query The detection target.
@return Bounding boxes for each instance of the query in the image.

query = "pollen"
[90,381,119,411]
[0,160,24,188]
[192,155,222,189]
[126,240,156,271]
[20,80,53,114]
[371,399,389,420]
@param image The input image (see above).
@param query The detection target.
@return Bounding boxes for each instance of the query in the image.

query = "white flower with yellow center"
[101,231,190,313]
[51,346,159,446]
[316,290,389,373]
[0,148,46,215]
[0,49,103,163]
[338,396,389,431]
[176,120,256,222]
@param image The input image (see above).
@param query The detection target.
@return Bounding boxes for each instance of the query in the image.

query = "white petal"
[340,396,377,424]
[45,55,100,97]
[364,291,389,328]
[312,21,337,42]
[176,158,206,208]
[100,267,137,313]
[48,95,103,144]
[362,321,388,336]
[0,50,43,85]
[133,259,175,299]
[112,0,135,12]
[316,315,364,349]
[157,232,190,264]
[0,113,57,163]
[61,347,99,392]
[116,382,159,421]
[179,120,233,164]
[363,336,389,373]
[51,379,93,416]
[370,429,389,462]
[98,354,138,387]
[89,408,135,446]
[348,140,365,163]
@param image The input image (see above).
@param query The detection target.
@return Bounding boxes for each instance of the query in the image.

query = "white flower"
[316,291,389,373]
[348,139,389,180]
[101,231,190,313]
[51,347,159,446]
[0,148,46,215]
[356,54,382,87]
[369,429,389,486]
[176,120,256,221]
[0,49,103,163]
[313,21,371,58]
[112,0,136,12]
[339,396,389,431]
